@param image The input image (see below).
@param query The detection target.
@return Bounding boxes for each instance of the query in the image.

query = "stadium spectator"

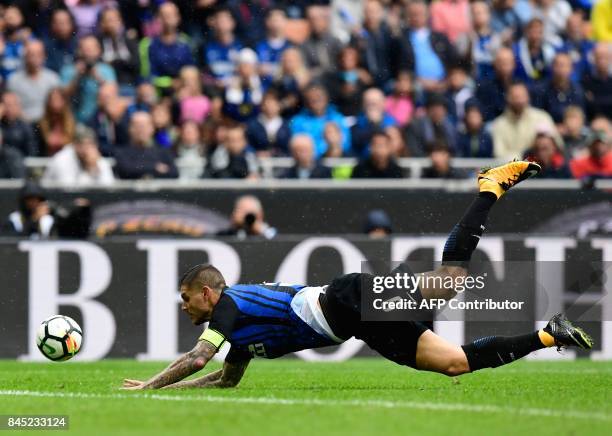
[0,130,25,179]
[560,106,591,157]
[37,88,76,156]
[491,81,558,159]
[68,0,105,37]
[227,0,270,47]
[3,183,53,238]
[351,87,397,157]
[174,120,206,180]
[422,142,466,179]
[351,0,398,87]
[364,209,393,238]
[582,43,612,120]
[126,82,157,117]
[524,130,572,178]
[0,92,37,157]
[0,6,29,81]
[324,46,372,117]
[301,5,343,78]
[42,125,115,186]
[406,93,457,156]
[475,47,516,121]
[203,7,242,86]
[513,18,556,84]
[430,0,471,43]
[590,115,611,138]
[43,9,78,74]
[531,0,572,46]
[256,7,291,81]
[591,0,612,41]
[561,11,594,82]
[206,123,258,179]
[246,89,291,156]
[114,111,179,179]
[458,0,505,80]
[384,70,415,127]
[217,195,277,239]
[386,125,409,157]
[61,35,117,124]
[272,47,311,117]
[98,6,140,96]
[570,130,612,179]
[151,103,176,149]
[322,122,345,158]
[175,66,210,124]
[282,134,332,179]
[401,0,458,92]
[351,129,403,178]
[290,84,350,159]
[92,82,130,156]
[7,40,60,123]
[330,0,365,44]
[456,102,494,157]
[445,64,474,124]
[531,53,585,123]
[490,0,522,38]
[223,48,265,123]
[139,2,194,95]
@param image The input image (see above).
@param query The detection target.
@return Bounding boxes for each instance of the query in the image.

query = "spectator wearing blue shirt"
[203,7,243,86]
[351,88,397,157]
[513,18,556,85]
[290,84,351,159]
[400,1,458,93]
[61,35,116,125]
[456,101,494,157]
[561,12,594,82]
[223,48,266,123]
[246,89,291,156]
[43,9,78,74]
[475,47,517,121]
[0,6,30,81]
[139,2,194,95]
[491,0,523,38]
[531,53,585,123]
[255,7,291,81]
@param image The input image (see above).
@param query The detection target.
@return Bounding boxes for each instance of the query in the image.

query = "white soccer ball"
[36,315,83,361]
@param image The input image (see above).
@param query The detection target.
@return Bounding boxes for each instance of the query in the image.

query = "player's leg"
[415,313,594,377]
[418,160,542,301]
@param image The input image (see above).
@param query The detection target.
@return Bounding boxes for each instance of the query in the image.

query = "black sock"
[461,332,546,372]
[442,192,497,267]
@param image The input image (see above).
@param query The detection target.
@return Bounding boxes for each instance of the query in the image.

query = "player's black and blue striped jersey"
[202,283,339,360]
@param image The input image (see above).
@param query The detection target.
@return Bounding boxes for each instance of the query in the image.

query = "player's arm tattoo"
[162,359,250,390]
[140,340,217,389]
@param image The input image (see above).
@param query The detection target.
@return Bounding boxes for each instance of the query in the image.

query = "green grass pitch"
[1,359,611,436]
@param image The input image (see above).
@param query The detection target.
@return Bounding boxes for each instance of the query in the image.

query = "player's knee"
[441,351,470,377]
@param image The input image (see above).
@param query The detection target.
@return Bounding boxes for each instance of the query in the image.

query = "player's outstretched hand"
[122,379,145,390]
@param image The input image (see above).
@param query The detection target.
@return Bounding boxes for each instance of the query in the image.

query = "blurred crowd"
[0,0,610,185]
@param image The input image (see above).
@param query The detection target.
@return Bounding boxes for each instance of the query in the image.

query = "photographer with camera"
[2,181,92,239]
[217,195,277,239]
[60,35,117,124]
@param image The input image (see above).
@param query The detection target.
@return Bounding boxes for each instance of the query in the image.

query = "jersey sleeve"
[198,293,239,350]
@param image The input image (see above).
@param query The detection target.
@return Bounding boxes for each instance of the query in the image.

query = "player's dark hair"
[180,264,226,294]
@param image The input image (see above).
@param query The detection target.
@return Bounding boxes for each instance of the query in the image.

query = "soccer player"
[123,160,594,390]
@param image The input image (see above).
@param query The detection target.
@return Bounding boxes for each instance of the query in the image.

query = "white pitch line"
[0,390,610,422]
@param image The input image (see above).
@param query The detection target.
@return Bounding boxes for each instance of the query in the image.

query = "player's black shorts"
[319,262,431,369]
